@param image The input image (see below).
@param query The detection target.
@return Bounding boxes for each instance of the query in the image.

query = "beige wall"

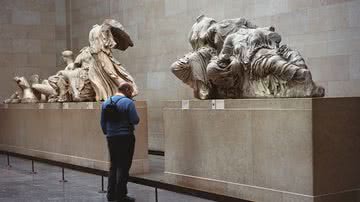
[0,0,69,101]
[1,0,360,151]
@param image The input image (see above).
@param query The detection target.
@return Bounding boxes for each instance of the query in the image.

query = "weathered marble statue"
[3,91,21,104]
[10,76,39,103]
[4,19,137,103]
[31,50,77,102]
[171,15,325,99]
[77,19,138,101]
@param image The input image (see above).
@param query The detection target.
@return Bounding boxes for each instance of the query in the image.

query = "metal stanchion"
[98,175,107,193]
[6,153,11,168]
[30,160,37,174]
[155,187,158,202]
[59,167,68,182]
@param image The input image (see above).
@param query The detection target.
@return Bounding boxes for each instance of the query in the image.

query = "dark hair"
[118,82,133,94]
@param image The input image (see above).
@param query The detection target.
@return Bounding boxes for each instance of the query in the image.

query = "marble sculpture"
[4,19,137,103]
[171,15,325,99]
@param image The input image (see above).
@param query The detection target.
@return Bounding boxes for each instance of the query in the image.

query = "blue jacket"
[100,95,140,137]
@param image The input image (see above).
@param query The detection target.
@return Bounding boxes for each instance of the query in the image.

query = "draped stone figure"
[81,19,138,101]
[171,15,325,99]
[3,19,138,103]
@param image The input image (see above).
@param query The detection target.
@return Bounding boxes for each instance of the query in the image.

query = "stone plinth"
[0,101,149,174]
[164,98,360,202]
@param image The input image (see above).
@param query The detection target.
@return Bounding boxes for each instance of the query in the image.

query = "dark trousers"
[106,134,135,201]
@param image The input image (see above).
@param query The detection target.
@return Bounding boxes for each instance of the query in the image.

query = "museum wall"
[0,0,69,101]
[68,0,360,151]
[68,0,194,151]
[1,0,359,151]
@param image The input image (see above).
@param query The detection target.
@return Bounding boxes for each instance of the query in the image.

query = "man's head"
[61,50,74,64]
[118,82,134,98]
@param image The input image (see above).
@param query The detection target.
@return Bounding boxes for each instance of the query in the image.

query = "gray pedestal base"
[164,98,360,202]
[0,102,149,174]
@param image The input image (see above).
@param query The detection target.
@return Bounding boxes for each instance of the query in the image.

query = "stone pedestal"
[0,101,149,174]
[164,98,360,202]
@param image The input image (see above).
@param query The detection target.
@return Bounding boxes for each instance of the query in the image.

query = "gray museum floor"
[0,154,213,202]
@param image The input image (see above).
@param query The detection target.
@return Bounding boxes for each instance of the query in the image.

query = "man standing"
[100,82,139,202]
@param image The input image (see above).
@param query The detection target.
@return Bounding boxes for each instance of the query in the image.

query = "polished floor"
[0,154,213,202]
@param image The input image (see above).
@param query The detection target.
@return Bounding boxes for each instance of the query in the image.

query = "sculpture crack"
[170,15,325,99]
[4,19,138,104]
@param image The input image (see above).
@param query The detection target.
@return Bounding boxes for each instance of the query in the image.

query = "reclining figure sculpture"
[4,19,137,103]
[171,15,325,99]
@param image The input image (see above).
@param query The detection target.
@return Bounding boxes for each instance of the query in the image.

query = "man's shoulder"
[102,96,133,106]
[101,99,109,108]
[122,97,133,102]
[118,97,134,105]
[107,96,131,105]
